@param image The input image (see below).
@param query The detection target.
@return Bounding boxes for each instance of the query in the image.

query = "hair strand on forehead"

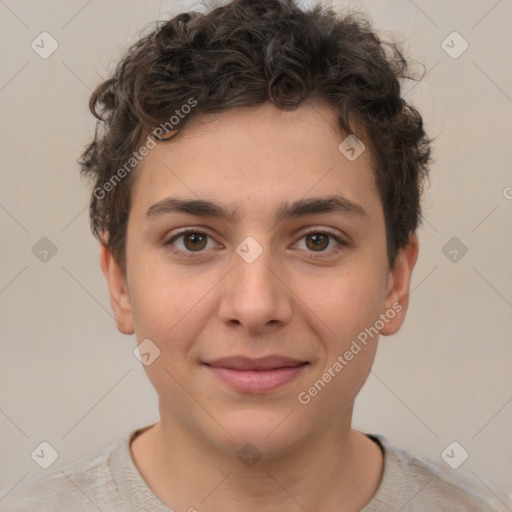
[79,0,432,274]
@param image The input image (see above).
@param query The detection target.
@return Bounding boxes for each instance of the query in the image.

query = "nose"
[217,235,293,336]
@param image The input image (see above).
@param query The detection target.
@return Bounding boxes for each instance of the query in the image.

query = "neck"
[131,412,383,512]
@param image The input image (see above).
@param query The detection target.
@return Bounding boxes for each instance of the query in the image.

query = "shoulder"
[367,434,512,511]
[0,441,121,512]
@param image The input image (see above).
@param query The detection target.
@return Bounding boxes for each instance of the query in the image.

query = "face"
[101,100,418,459]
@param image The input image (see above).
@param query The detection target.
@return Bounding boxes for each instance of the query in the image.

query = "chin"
[203,411,310,461]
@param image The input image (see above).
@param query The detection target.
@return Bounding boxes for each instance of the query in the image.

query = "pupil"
[183,233,329,252]
[309,233,327,251]
[186,233,206,250]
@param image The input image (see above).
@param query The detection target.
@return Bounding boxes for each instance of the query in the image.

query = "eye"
[165,228,347,258]
[166,229,216,255]
[293,229,346,258]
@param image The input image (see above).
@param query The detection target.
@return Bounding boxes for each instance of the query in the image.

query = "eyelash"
[165,228,347,259]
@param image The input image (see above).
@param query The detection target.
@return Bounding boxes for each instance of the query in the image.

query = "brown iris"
[180,231,331,253]
[305,233,329,251]
[184,232,208,251]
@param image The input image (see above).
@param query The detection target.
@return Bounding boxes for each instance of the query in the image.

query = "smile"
[202,362,309,393]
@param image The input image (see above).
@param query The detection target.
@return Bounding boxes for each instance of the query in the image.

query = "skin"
[101,100,418,512]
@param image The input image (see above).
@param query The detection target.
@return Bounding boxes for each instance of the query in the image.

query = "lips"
[202,355,309,393]
[203,355,307,371]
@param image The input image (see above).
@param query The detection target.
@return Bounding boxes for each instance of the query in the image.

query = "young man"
[1,0,510,510]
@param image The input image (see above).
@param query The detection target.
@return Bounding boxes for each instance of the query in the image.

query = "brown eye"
[183,232,207,251]
[166,230,212,253]
[305,232,329,251]
[294,230,346,259]
[166,228,346,259]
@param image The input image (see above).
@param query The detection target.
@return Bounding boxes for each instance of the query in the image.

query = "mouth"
[203,355,308,371]
[202,355,310,393]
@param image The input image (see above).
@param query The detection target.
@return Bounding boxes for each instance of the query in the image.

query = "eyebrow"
[145,195,369,223]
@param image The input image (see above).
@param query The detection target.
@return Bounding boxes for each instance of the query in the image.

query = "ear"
[379,232,419,336]
[100,239,135,335]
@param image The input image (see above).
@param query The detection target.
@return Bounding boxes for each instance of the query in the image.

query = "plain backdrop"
[1,0,511,496]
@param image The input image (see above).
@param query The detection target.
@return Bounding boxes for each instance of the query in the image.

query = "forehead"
[129,101,381,223]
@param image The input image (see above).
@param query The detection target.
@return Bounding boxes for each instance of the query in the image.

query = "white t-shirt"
[1,425,510,511]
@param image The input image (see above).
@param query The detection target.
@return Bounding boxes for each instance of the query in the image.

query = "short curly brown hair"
[79,0,431,275]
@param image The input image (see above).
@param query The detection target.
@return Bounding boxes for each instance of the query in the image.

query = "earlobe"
[100,241,135,335]
[379,233,419,336]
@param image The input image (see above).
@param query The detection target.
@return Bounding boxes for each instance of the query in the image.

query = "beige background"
[1,0,511,496]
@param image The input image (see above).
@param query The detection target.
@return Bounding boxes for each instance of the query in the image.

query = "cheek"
[296,269,383,414]
[128,266,207,412]
[299,263,387,344]
[128,259,219,361]
[128,245,186,328]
